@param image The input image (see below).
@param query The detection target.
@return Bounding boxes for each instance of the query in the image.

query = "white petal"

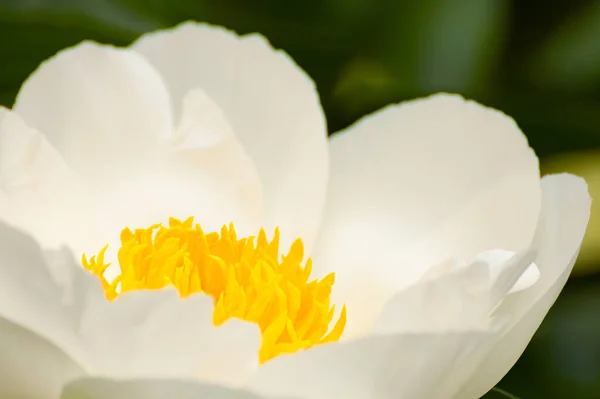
[13,41,174,182]
[93,88,264,235]
[81,290,261,384]
[0,222,94,369]
[472,249,539,295]
[86,89,265,265]
[173,87,238,148]
[457,173,591,398]
[0,316,85,399]
[61,378,285,399]
[373,249,536,334]
[313,94,541,335]
[0,189,7,212]
[164,89,264,234]
[0,108,98,251]
[0,107,72,196]
[132,22,328,251]
[0,222,262,385]
[248,331,492,399]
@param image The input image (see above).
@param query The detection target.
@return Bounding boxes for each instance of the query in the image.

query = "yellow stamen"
[82,217,346,362]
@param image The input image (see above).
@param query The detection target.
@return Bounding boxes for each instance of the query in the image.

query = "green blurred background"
[1,0,599,397]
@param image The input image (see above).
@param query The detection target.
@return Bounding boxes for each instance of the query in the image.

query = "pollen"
[82,217,346,363]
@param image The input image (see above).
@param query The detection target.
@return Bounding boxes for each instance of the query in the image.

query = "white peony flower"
[0,21,590,399]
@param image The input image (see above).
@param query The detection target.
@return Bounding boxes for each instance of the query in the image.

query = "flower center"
[82,217,346,362]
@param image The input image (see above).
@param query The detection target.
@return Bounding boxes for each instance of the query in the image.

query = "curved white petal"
[313,93,541,335]
[132,22,328,251]
[248,331,491,399]
[61,378,286,399]
[374,249,536,334]
[0,108,98,251]
[172,87,238,148]
[0,222,261,385]
[87,89,265,262]
[457,173,591,398]
[0,222,95,370]
[81,290,261,384]
[162,88,264,234]
[472,249,539,295]
[0,316,84,399]
[13,41,174,182]
[115,88,263,235]
[0,107,72,196]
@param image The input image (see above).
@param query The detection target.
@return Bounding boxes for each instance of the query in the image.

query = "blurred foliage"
[1,0,600,397]
[544,151,600,275]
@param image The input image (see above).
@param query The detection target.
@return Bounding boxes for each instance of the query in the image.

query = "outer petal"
[0,222,262,386]
[247,331,491,399]
[13,41,174,182]
[81,291,261,385]
[313,93,541,335]
[132,22,328,251]
[61,378,289,399]
[457,173,591,398]
[374,249,536,333]
[0,317,84,399]
[0,223,88,398]
[0,222,93,369]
